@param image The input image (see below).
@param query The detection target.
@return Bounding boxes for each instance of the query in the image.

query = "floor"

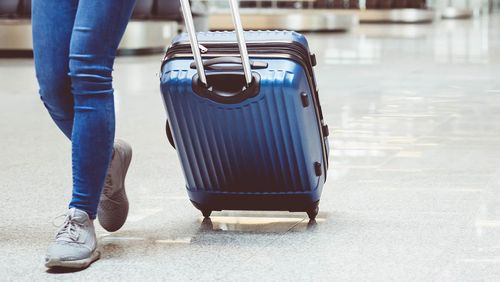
[1,14,500,281]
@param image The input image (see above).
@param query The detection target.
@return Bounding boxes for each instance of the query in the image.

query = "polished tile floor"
[1,14,500,281]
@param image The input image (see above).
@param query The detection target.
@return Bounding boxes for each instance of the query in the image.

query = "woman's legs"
[34,0,136,219]
[68,0,136,219]
[36,0,137,269]
[32,0,78,139]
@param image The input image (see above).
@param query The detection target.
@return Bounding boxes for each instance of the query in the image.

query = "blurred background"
[1,0,500,280]
[1,0,499,56]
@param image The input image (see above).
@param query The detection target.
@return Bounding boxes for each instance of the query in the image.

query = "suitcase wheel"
[202,209,212,218]
[307,202,319,220]
[190,200,212,218]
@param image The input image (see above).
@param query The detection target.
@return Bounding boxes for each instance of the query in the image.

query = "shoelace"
[103,173,113,196]
[102,149,116,197]
[53,213,84,242]
[99,173,124,207]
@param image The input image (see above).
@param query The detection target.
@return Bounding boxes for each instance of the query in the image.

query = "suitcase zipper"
[162,41,329,175]
[164,41,315,83]
[163,42,321,119]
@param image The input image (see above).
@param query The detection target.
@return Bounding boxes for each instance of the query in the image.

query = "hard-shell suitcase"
[160,0,329,219]
[20,0,31,18]
[132,0,154,19]
[154,0,207,22]
[0,0,19,18]
[349,0,360,9]
[380,0,393,8]
[154,0,182,21]
[366,0,378,9]
[393,0,408,8]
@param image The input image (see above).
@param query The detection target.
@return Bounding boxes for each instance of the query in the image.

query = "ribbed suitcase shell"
[160,31,328,213]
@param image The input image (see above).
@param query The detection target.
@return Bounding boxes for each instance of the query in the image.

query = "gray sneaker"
[45,208,100,269]
[98,139,132,232]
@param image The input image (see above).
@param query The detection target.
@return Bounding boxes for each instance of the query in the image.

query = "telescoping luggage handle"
[179,0,253,87]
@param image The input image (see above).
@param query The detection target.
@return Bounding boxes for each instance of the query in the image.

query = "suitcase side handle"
[180,0,252,87]
[189,57,268,71]
[192,72,260,104]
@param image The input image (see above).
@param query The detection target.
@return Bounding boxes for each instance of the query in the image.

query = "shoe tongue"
[68,208,89,223]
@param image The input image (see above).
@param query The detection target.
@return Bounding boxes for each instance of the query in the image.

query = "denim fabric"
[32,0,136,219]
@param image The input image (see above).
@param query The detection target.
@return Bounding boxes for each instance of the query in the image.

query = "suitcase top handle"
[180,0,253,87]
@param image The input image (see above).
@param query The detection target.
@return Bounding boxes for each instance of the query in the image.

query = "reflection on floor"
[1,13,500,281]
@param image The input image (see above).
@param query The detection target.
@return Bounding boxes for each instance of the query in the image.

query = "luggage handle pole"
[180,0,207,86]
[228,0,253,87]
[180,0,253,87]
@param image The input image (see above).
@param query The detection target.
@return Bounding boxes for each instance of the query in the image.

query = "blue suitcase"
[160,0,329,219]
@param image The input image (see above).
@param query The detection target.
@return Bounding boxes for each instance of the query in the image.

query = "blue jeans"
[32,0,136,219]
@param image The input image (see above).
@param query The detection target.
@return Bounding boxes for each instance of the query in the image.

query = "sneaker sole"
[45,250,101,269]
